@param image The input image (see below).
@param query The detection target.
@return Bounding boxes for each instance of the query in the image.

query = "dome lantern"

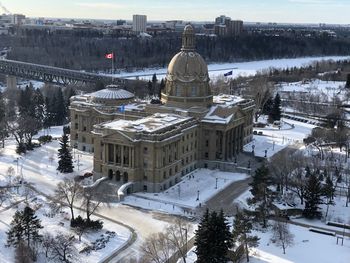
[181,24,195,51]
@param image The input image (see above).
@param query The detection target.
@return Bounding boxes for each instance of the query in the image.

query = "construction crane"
[0,1,11,15]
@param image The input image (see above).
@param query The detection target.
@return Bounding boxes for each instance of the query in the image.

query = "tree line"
[2,29,350,71]
[0,83,75,152]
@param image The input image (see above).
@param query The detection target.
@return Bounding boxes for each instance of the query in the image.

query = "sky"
[2,0,350,24]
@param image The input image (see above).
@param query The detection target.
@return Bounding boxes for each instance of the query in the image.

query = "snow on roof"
[101,113,191,133]
[202,105,234,124]
[89,85,134,100]
[213,94,245,106]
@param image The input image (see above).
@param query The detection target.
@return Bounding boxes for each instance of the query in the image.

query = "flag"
[105,53,114,59]
[224,70,233,77]
[119,105,125,113]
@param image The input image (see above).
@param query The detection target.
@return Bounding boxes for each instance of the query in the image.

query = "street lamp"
[196,190,200,201]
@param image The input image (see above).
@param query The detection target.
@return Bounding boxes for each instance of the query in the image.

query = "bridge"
[0,59,128,86]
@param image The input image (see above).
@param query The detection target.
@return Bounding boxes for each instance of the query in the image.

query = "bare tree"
[140,232,173,263]
[0,188,9,206]
[271,220,294,254]
[6,166,15,185]
[80,187,106,222]
[288,152,307,205]
[244,76,276,122]
[41,232,55,259]
[50,234,77,263]
[54,178,83,221]
[166,218,192,263]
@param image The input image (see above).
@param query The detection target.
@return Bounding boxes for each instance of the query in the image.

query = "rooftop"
[89,85,134,100]
[213,94,245,106]
[100,113,192,134]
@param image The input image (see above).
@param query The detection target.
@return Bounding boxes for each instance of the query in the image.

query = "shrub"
[38,135,52,144]
[71,216,103,231]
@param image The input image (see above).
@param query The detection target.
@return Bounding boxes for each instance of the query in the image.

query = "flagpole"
[111,52,114,84]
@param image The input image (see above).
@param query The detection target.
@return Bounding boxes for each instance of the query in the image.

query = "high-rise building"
[12,14,26,25]
[228,20,243,36]
[214,15,243,36]
[132,14,147,33]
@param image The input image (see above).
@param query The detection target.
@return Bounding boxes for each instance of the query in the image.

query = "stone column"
[222,131,226,161]
[113,145,116,164]
[121,145,124,167]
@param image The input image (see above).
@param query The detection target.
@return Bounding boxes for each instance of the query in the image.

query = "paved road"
[201,177,253,216]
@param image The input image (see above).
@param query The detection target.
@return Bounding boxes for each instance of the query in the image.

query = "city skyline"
[2,0,350,24]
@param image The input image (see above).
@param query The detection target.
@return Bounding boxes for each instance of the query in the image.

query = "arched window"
[176,87,182,96]
[191,86,196,96]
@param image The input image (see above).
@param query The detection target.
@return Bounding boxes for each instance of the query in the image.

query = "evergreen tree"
[346,73,350,88]
[232,209,259,262]
[0,91,7,147]
[194,209,210,262]
[54,88,67,125]
[57,133,74,173]
[7,206,43,248]
[269,93,282,123]
[262,96,273,115]
[323,175,335,218]
[248,165,274,228]
[195,209,233,263]
[303,171,323,219]
[152,73,158,96]
[147,80,153,96]
[158,78,165,99]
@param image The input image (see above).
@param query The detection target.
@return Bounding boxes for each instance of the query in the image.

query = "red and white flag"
[105,53,114,59]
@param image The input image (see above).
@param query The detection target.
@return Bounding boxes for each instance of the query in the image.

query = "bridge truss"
[0,59,127,86]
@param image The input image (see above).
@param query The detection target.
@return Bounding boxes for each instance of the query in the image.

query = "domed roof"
[166,23,209,83]
[161,24,213,108]
[166,51,209,82]
[89,85,134,100]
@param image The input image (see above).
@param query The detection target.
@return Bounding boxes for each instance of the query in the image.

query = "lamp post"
[196,190,200,201]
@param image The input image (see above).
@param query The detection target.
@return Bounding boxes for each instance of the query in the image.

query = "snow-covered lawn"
[243,115,316,158]
[0,135,93,196]
[123,169,248,215]
[0,193,131,263]
[278,80,348,102]
[250,223,350,263]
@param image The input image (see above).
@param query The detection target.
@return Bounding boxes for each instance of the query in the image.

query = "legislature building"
[70,25,254,194]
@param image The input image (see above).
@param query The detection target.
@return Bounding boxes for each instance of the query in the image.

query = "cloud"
[76,2,125,9]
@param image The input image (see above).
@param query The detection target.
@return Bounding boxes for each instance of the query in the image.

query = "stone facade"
[70,25,254,193]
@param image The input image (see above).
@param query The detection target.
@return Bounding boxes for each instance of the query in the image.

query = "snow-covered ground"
[0,194,131,263]
[243,115,316,158]
[250,223,350,263]
[180,223,350,263]
[123,169,248,215]
[110,56,350,80]
[278,80,346,96]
